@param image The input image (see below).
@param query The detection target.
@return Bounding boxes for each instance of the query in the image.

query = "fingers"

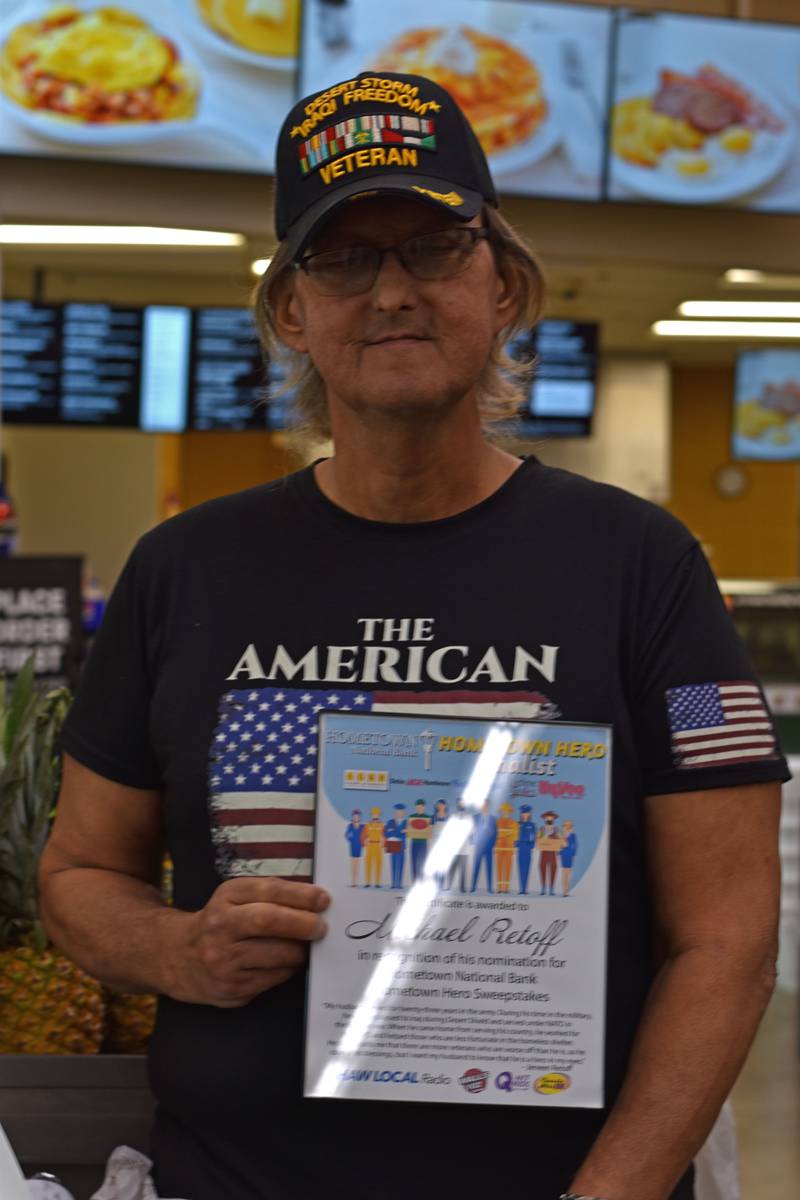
[233,900,327,942]
[217,876,330,913]
[210,967,298,1009]
[202,935,307,977]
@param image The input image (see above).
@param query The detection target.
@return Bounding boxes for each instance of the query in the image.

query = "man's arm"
[569,780,780,1200]
[39,755,329,1007]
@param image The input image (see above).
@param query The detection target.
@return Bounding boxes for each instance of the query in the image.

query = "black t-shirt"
[62,458,788,1200]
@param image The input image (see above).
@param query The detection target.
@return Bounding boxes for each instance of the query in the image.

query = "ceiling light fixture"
[679,301,800,319]
[722,268,800,290]
[653,320,800,339]
[251,257,273,276]
[0,224,244,247]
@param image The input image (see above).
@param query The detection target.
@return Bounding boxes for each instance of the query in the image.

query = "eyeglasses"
[295,227,490,297]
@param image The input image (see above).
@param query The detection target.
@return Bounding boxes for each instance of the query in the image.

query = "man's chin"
[340,388,468,422]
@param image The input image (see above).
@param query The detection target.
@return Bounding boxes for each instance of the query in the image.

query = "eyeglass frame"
[291,225,492,295]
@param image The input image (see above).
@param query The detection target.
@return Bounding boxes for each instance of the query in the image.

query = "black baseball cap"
[274,71,498,259]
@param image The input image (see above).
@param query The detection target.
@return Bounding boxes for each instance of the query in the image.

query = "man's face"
[275,196,516,425]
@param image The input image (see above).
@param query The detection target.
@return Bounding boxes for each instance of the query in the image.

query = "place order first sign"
[0,557,83,687]
[305,711,611,1108]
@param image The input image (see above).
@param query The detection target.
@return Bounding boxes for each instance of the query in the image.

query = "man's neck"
[314,409,522,523]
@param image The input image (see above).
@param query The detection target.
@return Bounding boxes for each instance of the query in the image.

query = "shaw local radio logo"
[459,1067,489,1094]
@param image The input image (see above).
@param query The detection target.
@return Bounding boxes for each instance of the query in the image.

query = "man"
[446,796,470,893]
[516,803,536,895]
[344,807,364,887]
[561,818,578,898]
[538,809,565,896]
[407,798,431,882]
[494,800,518,894]
[40,71,786,1200]
[362,806,384,888]
[383,801,407,890]
[470,798,498,893]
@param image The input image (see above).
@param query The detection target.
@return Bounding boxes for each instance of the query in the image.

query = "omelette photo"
[0,5,199,124]
[195,0,299,59]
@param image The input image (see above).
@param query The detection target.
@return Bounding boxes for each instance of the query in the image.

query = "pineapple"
[102,990,157,1054]
[0,657,105,1054]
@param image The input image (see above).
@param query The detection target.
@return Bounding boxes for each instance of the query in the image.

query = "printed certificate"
[304,712,611,1107]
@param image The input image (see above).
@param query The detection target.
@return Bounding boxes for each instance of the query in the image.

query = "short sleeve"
[632,540,790,796]
[61,541,162,790]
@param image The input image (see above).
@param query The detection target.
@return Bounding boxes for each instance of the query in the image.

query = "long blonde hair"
[252,205,546,441]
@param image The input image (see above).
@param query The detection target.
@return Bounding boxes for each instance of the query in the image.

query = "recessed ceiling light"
[679,301,800,319]
[251,257,273,276]
[653,320,800,339]
[722,268,800,290]
[0,224,244,247]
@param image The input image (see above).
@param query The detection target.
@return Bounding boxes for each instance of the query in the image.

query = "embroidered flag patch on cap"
[666,681,777,769]
[273,71,498,259]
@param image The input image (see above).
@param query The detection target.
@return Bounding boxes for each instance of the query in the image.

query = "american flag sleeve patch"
[666,681,777,769]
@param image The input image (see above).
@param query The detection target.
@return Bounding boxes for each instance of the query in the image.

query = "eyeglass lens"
[302,229,485,296]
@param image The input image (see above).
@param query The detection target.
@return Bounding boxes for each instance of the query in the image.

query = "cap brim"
[285,173,485,259]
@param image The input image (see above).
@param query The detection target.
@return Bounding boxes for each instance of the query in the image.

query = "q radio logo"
[459,1067,489,1095]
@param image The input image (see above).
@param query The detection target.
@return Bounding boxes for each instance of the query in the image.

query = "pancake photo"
[374,25,548,160]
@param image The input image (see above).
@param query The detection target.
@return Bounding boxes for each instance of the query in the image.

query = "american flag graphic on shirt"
[208,687,559,881]
[666,681,777,770]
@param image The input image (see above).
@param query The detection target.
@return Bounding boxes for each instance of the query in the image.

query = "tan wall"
[178,431,296,511]
[530,358,672,503]
[0,427,162,591]
[667,367,800,578]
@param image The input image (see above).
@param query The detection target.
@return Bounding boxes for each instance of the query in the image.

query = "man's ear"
[492,262,520,337]
[271,275,309,353]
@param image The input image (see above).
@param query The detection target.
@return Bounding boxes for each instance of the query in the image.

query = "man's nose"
[371,248,418,310]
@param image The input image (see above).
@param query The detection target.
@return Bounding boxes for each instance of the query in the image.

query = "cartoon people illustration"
[494,801,518,894]
[560,818,578,896]
[383,802,407,890]
[516,804,536,894]
[362,806,385,887]
[470,799,497,893]
[407,799,431,882]
[431,798,449,889]
[446,797,471,893]
[537,810,565,896]
[344,809,364,886]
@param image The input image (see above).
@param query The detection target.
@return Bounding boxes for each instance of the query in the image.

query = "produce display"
[0,657,157,1055]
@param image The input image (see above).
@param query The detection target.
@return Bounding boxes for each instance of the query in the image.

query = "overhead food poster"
[608,10,800,212]
[0,0,299,172]
[300,0,614,202]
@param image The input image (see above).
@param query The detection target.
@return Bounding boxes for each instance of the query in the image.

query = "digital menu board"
[60,303,143,426]
[0,300,60,424]
[732,349,800,462]
[0,0,298,173]
[2,301,596,435]
[300,0,614,202]
[511,319,598,437]
[0,300,191,431]
[608,10,800,213]
[190,307,270,430]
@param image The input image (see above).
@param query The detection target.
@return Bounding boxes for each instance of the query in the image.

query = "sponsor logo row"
[338,1066,570,1095]
[459,1068,570,1095]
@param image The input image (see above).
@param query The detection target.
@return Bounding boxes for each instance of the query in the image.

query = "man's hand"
[39,757,332,1007]
[164,878,330,1008]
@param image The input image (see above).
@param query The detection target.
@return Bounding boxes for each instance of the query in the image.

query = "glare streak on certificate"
[304,712,611,1107]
